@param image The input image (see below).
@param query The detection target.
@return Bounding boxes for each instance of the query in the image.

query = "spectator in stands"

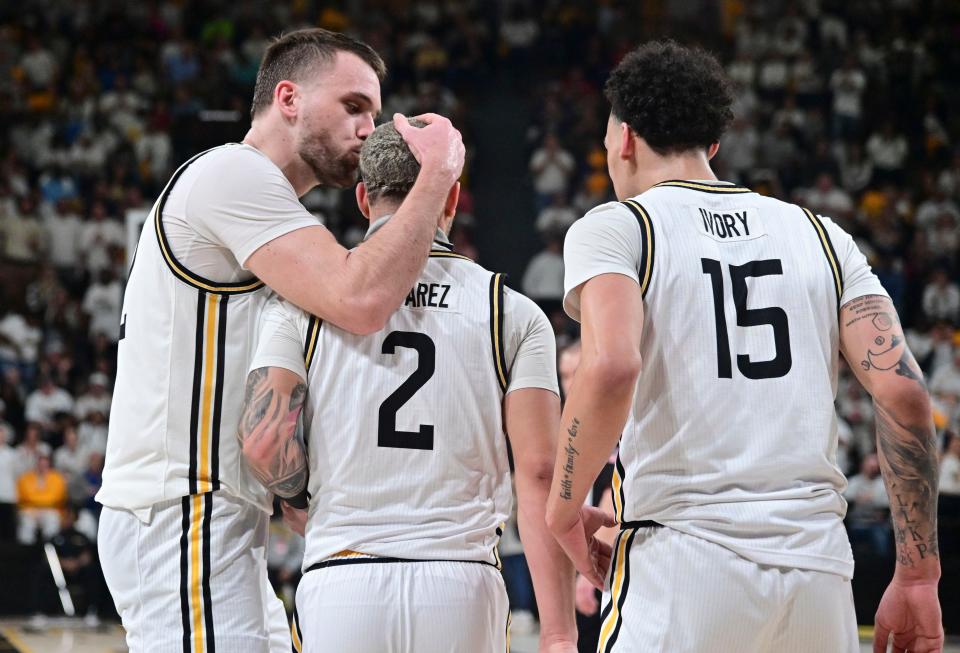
[915,182,960,234]
[930,347,960,400]
[17,446,66,544]
[0,308,42,377]
[521,227,565,304]
[843,453,891,558]
[838,141,873,194]
[796,172,854,225]
[535,193,578,235]
[0,196,46,265]
[50,504,107,625]
[53,424,87,481]
[721,117,759,184]
[81,270,122,343]
[77,410,108,456]
[940,432,960,496]
[529,134,575,209]
[24,374,73,436]
[922,268,960,325]
[74,372,111,421]
[829,54,867,139]
[69,450,103,523]
[866,121,909,185]
[0,423,17,541]
[15,422,44,476]
[78,200,124,276]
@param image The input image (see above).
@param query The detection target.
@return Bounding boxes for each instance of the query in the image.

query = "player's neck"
[242,126,316,198]
[621,151,718,198]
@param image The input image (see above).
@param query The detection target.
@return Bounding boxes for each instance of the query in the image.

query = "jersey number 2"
[701,258,792,380]
[378,331,435,450]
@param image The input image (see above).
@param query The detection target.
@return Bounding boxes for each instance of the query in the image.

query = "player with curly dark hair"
[604,39,734,156]
[547,40,942,653]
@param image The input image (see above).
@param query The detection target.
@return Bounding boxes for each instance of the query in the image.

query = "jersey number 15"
[701,258,792,380]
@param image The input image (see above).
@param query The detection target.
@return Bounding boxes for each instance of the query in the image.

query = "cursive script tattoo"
[559,417,581,500]
[237,367,308,498]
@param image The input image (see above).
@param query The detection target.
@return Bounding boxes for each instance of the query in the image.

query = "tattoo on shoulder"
[559,417,581,501]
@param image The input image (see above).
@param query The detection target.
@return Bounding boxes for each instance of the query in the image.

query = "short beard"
[297,129,359,189]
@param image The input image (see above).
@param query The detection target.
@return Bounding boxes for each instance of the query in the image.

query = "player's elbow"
[873,381,933,425]
[516,455,555,490]
[330,295,391,336]
[585,351,643,391]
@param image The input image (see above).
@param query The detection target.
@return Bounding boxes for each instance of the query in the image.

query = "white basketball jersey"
[564,180,888,579]
[99,145,318,516]
[283,250,514,568]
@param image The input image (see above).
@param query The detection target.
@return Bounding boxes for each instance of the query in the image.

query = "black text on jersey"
[699,207,751,239]
[405,283,451,308]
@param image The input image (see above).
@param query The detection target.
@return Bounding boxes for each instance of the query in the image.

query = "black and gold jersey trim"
[188,292,227,495]
[303,316,322,372]
[291,607,303,653]
[620,200,655,298]
[653,180,752,194]
[612,454,626,524]
[305,557,498,572]
[429,250,473,262]
[180,493,216,653]
[489,273,509,393]
[153,149,265,295]
[598,527,637,653]
[801,207,843,311]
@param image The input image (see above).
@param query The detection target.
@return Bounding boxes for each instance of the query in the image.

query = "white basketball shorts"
[98,491,290,653]
[293,558,510,653]
[596,525,858,653]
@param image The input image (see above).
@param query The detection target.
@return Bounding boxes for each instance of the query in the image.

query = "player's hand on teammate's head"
[281,501,308,537]
[393,112,465,185]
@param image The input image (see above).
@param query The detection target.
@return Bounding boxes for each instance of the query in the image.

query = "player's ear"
[706,142,720,160]
[356,182,371,219]
[619,121,634,160]
[443,182,460,219]
[274,80,299,120]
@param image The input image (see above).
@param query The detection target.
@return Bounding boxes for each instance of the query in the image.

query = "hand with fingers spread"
[393,112,465,186]
[549,505,615,590]
[873,579,943,653]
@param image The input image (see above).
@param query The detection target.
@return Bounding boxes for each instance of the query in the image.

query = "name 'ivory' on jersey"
[565,180,889,580]
[300,252,513,568]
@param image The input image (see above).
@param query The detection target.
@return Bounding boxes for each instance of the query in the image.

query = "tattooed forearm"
[238,367,309,498]
[559,417,581,500]
[875,401,939,567]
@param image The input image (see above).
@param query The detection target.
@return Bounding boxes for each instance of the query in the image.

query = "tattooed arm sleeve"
[839,294,940,577]
[237,366,309,499]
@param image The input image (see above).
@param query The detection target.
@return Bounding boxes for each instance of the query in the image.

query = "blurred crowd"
[0,0,959,628]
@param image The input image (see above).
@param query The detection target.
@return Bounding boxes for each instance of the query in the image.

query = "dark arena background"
[0,1,959,651]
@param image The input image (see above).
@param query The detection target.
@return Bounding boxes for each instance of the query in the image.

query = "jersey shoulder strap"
[619,199,655,298]
[488,272,509,393]
[799,206,844,311]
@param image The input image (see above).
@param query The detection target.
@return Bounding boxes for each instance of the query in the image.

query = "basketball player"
[239,119,587,653]
[96,29,465,653]
[545,41,943,653]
